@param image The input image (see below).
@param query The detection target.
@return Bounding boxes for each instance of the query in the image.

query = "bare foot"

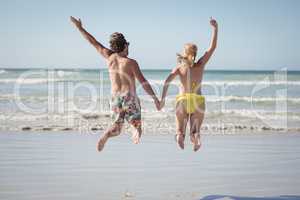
[190,134,196,144]
[192,133,201,152]
[176,134,185,150]
[132,130,141,144]
[97,136,107,152]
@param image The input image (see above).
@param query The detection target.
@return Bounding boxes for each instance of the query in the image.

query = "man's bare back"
[107,53,137,96]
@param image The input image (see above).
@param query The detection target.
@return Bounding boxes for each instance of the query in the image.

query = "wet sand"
[0,132,300,200]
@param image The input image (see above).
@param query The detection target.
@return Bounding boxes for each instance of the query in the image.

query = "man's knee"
[131,120,141,130]
[107,123,122,136]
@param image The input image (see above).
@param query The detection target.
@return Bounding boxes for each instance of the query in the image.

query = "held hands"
[153,97,165,111]
[154,97,161,111]
[159,99,165,110]
[210,17,218,29]
[70,16,82,29]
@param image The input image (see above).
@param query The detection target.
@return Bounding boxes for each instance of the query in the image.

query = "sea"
[0,68,299,134]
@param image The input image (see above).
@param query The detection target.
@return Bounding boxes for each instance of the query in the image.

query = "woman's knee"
[190,125,200,135]
[176,128,185,135]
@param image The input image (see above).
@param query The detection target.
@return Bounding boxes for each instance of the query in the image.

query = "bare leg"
[97,122,123,152]
[130,122,142,144]
[190,109,205,152]
[175,101,188,150]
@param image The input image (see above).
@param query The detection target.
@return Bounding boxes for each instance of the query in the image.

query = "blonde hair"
[177,43,197,67]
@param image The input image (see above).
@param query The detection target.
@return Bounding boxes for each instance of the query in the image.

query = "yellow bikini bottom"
[176,93,205,114]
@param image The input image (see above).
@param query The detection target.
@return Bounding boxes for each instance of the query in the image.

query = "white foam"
[148,79,300,86]
[0,78,61,84]
[203,81,300,86]
[0,108,299,132]
[140,94,300,104]
[203,109,300,120]
[205,95,300,104]
[57,70,76,77]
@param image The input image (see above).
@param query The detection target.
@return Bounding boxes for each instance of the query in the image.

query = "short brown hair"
[109,32,127,53]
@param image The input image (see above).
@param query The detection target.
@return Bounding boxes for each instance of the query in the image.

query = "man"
[70,16,160,152]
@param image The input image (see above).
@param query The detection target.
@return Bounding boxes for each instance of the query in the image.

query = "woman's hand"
[210,17,218,29]
[159,99,165,110]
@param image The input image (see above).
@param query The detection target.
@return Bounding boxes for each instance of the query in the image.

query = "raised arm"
[160,67,179,109]
[70,16,113,59]
[132,60,160,110]
[196,17,218,66]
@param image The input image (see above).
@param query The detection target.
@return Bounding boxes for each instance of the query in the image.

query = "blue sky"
[0,0,299,70]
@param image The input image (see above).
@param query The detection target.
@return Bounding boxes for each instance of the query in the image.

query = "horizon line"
[1,67,300,72]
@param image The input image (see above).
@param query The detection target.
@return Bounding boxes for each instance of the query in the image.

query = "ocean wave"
[203,109,300,120]
[0,69,6,74]
[0,70,78,84]
[0,117,299,133]
[148,79,300,86]
[0,78,62,84]
[203,81,300,86]
[1,76,299,86]
[2,94,300,105]
[142,95,300,104]
[2,109,299,121]
[146,108,300,120]
[0,78,105,85]
[205,95,300,104]
[57,70,78,77]
[0,109,299,132]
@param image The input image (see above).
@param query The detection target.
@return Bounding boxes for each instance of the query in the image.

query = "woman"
[160,17,218,151]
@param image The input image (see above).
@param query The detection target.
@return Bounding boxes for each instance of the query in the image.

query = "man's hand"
[70,16,113,58]
[210,17,218,29]
[70,16,82,29]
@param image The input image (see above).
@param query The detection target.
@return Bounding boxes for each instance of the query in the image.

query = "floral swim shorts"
[111,93,141,127]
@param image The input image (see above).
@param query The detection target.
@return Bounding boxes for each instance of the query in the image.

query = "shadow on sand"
[200,195,300,200]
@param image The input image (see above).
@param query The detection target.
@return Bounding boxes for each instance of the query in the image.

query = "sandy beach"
[1,132,300,200]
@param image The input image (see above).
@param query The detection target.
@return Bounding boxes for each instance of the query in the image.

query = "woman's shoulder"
[171,65,184,74]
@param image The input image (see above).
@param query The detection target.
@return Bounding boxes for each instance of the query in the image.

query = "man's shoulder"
[124,57,138,66]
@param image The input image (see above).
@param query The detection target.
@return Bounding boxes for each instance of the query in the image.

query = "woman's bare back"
[177,63,205,94]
